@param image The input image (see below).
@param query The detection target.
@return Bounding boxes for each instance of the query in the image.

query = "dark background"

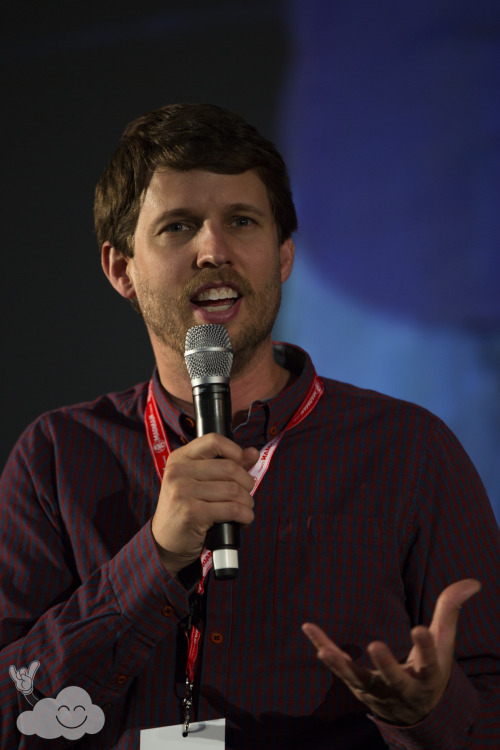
[1,0,290,451]
[2,1,499,520]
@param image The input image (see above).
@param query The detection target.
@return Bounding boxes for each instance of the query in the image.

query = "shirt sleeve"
[374,418,500,749]
[0,419,193,748]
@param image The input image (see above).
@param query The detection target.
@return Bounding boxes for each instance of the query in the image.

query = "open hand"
[302,579,481,726]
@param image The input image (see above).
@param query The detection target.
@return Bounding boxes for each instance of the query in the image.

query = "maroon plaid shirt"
[0,345,498,749]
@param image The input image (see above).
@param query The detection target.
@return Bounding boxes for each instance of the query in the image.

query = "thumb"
[429,579,481,654]
[243,447,260,472]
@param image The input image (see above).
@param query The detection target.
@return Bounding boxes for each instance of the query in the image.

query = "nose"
[195,224,232,269]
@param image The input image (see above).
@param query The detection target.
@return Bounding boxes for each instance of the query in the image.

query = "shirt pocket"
[273,514,393,640]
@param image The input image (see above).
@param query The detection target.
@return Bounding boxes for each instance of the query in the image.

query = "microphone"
[184,324,239,580]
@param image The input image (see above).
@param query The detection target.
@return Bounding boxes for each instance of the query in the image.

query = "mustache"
[182,270,254,299]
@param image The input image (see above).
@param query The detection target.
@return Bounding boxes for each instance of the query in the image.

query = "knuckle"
[223,459,241,479]
[162,477,189,505]
[207,432,228,450]
[161,461,183,485]
[234,501,255,524]
[226,480,241,499]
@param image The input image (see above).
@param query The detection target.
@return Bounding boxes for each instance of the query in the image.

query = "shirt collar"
[151,343,316,449]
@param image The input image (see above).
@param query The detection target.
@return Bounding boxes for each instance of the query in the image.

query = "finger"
[167,455,257,495]
[175,474,256,512]
[302,623,337,651]
[160,477,255,534]
[367,640,413,689]
[9,665,18,683]
[176,433,248,463]
[196,458,258,494]
[242,446,260,471]
[28,660,40,680]
[429,579,481,653]
[202,497,255,527]
[302,623,352,669]
[302,624,372,691]
[407,626,439,675]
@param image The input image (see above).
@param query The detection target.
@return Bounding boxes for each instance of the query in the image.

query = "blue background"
[276,0,500,520]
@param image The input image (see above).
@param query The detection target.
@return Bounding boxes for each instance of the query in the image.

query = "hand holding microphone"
[151,325,257,580]
[184,324,242,580]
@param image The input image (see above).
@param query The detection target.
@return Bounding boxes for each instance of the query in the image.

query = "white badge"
[140,719,225,748]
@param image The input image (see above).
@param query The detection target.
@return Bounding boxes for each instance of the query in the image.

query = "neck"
[154,339,292,426]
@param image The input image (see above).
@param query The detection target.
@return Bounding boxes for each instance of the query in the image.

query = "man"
[0,103,498,749]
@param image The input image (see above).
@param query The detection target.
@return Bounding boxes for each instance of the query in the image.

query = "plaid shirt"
[0,345,498,749]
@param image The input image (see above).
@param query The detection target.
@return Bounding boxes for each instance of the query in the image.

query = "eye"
[165,222,190,233]
[231,216,255,227]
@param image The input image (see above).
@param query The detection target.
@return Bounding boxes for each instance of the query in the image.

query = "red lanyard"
[145,370,324,491]
[144,370,324,733]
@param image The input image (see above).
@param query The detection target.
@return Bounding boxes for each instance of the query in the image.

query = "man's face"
[126,167,294,375]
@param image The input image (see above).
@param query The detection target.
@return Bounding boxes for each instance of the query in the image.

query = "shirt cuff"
[370,661,480,750]
[107,520,192,643]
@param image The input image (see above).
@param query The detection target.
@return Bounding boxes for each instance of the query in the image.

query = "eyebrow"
[226,203,268,218]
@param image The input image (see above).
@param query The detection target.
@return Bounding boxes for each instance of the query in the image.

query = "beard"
[132,266,282,377]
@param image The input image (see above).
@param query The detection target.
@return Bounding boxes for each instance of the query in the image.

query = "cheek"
[132,255,187,289]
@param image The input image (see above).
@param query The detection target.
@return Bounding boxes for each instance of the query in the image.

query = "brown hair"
[94,103,298,257]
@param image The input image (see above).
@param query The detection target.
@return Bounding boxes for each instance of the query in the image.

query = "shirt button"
[269,425,278,436]
[116,675,128,685]
[210,631,224,644]
[180,435,188,445]
[161,605,174,617]
[180,415,196,438]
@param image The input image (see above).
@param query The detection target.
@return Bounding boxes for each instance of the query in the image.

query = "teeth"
[195,286,239,302]
[203,303,233,312]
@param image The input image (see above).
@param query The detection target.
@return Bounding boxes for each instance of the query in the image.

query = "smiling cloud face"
[17,686,105,740]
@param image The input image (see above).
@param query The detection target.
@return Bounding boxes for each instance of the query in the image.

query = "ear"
[279,237,295,284]
[101,242,136,300]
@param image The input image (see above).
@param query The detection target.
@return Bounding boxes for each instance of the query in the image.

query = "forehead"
[139,167,272,216]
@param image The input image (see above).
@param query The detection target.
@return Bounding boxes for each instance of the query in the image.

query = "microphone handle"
[192,382,240,580]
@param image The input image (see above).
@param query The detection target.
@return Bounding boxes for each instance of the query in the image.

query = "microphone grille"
[184,324,233,381]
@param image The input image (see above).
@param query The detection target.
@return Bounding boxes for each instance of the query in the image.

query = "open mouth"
[191,285,241,312]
